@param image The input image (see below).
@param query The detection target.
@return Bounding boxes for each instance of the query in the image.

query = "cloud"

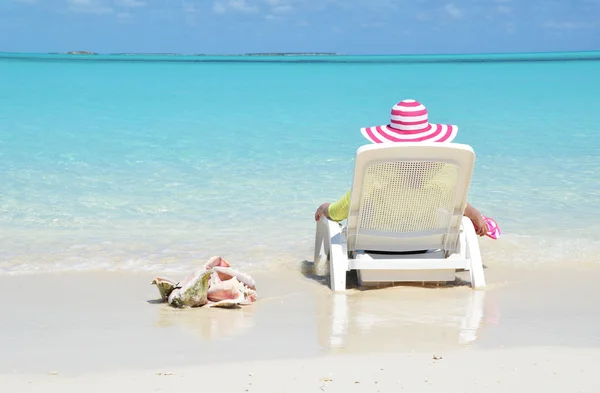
[67,0,113,14]
[543,20,597,29]
[115,0,145,7]
[213,0,258,14]
[415,12,429,21]
[263,0,294,20]
[182,1,198,13]
[265,0,292,14]
[444,3,463,19]
[116,11,132,20]
[496,5,511,14]
[173,1,200,26]
[63,0,147,17]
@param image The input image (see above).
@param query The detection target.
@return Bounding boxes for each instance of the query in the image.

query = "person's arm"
[464,202,487,236]
[314,202,331,221]
[314,190,351,222]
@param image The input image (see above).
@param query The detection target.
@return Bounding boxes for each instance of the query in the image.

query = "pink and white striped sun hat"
[360,99,458,144]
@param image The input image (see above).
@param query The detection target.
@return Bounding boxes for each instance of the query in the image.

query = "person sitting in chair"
[314,99,489,237]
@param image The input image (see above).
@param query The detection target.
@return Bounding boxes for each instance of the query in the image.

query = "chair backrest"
[345,142,475,254]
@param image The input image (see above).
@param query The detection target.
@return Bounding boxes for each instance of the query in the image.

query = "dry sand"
[1,263,599,391]
[3,347,600,393]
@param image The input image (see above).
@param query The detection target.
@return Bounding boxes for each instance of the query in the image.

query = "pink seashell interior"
[151,256,257,308]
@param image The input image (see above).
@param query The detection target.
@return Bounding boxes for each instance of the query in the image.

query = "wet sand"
[1,262,600,391]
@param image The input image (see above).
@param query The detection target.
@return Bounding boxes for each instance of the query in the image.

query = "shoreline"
[2,228,599,276]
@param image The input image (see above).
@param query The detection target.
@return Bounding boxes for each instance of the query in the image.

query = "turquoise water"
[1,52,599,274]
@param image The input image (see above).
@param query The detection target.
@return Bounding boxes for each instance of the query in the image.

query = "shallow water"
[1,52,599,274]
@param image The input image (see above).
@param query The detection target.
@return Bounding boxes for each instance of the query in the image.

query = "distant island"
[65,51,97,55]
[109,53,181,56]
[61,51,338,56]
[245,52,337,56]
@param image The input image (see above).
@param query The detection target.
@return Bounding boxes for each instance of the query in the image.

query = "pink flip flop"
[481,215,501,240]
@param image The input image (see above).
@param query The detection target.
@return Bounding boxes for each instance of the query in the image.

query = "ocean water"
[1,52,599,275]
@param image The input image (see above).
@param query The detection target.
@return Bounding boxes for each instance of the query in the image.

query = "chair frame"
[313,142,486,291]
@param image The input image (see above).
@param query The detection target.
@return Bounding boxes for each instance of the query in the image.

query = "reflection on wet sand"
[148,267,491,359]
[154,303,256,341]
[317,282,488,353]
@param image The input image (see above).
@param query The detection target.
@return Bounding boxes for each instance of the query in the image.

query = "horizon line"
[1,49,600,57]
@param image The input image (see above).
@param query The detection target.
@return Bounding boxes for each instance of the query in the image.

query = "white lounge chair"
[313,142,486,291]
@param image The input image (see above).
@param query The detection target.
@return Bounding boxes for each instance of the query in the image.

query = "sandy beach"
[3,346,600,393]
[3,8,600,390]
[1,261,600,392]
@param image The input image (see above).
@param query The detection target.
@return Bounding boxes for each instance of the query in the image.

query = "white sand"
[2,347,599,392]
[1,264,600,391]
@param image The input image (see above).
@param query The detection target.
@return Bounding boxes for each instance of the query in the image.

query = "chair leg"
[314,219,330,277]
[462,217,486,289]
[328,222,349,292]
[329,252,347,291]
[315,217,349,291]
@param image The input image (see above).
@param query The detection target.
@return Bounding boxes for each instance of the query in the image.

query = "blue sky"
[1,0,599,54]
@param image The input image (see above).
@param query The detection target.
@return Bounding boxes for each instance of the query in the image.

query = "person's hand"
[314,203,330,221]
[471,215,488,236]
[464,203,488,237]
